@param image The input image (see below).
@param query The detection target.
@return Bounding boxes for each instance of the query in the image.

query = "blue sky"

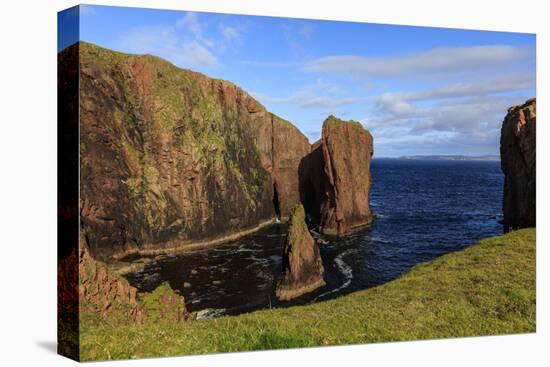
[61,4,536,157]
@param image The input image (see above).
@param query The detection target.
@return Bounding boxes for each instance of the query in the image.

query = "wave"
[312,248,356,301]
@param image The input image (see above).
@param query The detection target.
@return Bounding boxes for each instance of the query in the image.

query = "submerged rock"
[301,116,374,235]
[500,98,536,231]
[276,205,325,301]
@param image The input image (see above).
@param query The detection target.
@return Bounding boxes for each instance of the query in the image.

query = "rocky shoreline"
[115,218,278,259]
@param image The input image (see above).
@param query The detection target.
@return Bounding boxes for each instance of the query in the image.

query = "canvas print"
[57,4,536,361]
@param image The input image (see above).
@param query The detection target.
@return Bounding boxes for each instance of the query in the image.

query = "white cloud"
[390,74,535,102]
[118,25,218,67]
[117,12,250,68]
[175,42,218,66]
[239,60,299,68]
[365,94,531,156]
[376,93,416,117]
[117,12,225,68]
[368,72,535,145]
[253,79,362,109]
[254,91,359,109]
[304,45,533,78]
[176,12,201,36]
[299,24,314,39]
[221,26,240,42]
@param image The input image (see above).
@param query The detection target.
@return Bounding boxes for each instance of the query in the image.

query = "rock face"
[276,205,325,301]
[500,98,536,231]
[77,42,310,260]
[272,115,312,219]
[79,233,146,323]
[58,42,80,360]
[301,116,374,235]
[78,228,188,323]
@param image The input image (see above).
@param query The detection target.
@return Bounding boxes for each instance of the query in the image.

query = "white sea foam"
[313,249,355,301]
[195,308,226,320]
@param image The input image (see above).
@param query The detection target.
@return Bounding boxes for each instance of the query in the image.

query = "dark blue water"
[125,159,504,317]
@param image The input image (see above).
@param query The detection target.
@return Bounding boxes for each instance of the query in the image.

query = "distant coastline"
[389,155,500,161]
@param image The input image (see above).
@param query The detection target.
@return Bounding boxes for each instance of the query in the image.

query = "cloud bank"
[303,45,534,78]
[117,12,244,68]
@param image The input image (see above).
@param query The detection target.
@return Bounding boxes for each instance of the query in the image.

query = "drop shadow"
[36,340,57,354]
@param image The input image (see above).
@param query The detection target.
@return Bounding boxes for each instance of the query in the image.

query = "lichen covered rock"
[500,98,536,231]
[140,282,188,322]
[77,42,309,259]
[276,205,325,301]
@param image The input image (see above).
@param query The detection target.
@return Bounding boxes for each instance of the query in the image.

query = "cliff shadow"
[298,143,324,227]
[272,183,281,219]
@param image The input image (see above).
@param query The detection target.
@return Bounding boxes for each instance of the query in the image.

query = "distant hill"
[398,155,500,161]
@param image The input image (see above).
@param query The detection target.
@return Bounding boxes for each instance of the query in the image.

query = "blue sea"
[125,159,504,316]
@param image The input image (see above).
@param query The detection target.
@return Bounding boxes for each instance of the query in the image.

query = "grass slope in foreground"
[80,228,535,360]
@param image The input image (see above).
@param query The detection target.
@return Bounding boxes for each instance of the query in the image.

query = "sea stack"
[301,115,374,235]
[276,205,325,301]
[500,98,536,231]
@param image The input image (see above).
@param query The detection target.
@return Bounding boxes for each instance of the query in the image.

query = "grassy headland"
[80,228,535,361]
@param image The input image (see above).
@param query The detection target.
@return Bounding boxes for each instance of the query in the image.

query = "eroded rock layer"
[276,205,325,301]
[500,98,536,231]
[77,42,309,259]
[79,232,146,323]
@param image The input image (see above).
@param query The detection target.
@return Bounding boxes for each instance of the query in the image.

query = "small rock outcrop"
[276,205,325,301]
[79,236,146,323]
[78,229,188,323]
[301,116,374,235]
[500,98,536,231]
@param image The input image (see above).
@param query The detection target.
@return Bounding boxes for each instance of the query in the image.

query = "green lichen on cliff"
[140,282,187,322]
[287,204,307,249]
[78,41,281,254]
[324,115,365,131]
